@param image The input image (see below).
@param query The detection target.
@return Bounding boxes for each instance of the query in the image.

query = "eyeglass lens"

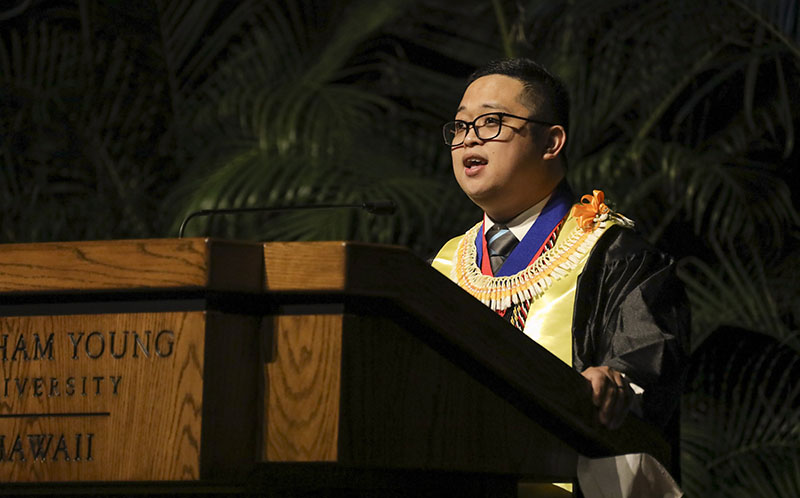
[444,113,504,145]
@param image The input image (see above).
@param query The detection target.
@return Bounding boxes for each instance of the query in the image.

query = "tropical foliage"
[1,1,798,496]
[682,328,800,497]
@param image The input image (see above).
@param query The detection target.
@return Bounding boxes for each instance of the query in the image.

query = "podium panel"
[0,310,259,483]
[0,312,204,481]
[264,314,343,462]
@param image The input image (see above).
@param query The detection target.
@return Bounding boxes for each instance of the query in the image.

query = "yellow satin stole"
[432,215,612,366]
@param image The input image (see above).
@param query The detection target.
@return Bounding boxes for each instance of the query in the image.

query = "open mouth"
[464,156,488,169]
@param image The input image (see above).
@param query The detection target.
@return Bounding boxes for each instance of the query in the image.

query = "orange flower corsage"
[570,190,610,231]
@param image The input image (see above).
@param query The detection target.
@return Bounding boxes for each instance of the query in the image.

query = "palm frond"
[152,0,262,103]
[677,242,797,350]
[0,17,174,241]
[730,0,800,58]
[173,0,461,249]
[683,330,800,497]
[382,0,500,69]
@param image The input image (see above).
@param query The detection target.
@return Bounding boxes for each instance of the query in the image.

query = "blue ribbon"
[476,183,574,276]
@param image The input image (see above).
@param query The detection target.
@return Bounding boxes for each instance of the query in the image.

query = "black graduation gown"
[573,224,690,429]
[573,224,690,473]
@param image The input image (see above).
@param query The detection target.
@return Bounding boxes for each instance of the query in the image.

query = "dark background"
[1,1,798,495]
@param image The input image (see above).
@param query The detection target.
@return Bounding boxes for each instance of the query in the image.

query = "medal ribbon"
[476,182,574,277]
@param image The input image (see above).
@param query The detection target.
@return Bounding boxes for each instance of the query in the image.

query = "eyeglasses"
[442,112,556,146]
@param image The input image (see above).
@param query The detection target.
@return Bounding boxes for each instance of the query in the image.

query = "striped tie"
[485,224,518,274]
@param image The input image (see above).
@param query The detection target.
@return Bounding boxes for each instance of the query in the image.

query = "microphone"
[178,200,397,238]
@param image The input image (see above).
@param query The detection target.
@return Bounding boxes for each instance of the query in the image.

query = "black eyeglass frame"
[442,112,557,146]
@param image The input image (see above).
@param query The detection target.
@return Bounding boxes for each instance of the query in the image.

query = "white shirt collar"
[483,194,552,240]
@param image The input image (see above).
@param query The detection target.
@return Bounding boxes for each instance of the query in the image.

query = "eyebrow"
[454,102,509,115]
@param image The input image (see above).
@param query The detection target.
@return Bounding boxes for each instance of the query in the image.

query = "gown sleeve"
[572,225,690,429]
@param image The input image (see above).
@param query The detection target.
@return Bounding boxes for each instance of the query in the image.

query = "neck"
[484,173,566,223]
[485,194,552,224]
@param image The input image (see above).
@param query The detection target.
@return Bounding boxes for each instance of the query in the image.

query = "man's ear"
[543,125,566,160]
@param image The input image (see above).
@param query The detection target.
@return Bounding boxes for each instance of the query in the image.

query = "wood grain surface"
[263,242,348,291]
[0,312,206,482]
[263,314,342,462]
[0,238,263,293]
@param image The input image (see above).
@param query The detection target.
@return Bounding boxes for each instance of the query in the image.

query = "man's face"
[451,74,561,221]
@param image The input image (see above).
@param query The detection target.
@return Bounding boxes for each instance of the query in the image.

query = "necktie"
[485,224,518,274]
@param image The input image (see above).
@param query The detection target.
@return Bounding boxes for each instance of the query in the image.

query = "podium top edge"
[0,238,265,293]
[0,239,416,294]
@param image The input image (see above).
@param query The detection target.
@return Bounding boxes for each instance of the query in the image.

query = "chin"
[464,192,495,213]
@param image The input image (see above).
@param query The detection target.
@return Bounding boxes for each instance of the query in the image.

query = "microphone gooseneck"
[178,200,396,238]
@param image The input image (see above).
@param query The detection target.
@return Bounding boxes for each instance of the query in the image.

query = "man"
[431,58,688,488]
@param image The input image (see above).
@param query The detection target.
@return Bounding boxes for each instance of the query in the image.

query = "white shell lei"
[451,212,630,311]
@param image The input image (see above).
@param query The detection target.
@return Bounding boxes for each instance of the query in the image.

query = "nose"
[463,123,482,146]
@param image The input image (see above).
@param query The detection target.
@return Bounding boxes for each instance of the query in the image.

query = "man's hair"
[468,58,570,134]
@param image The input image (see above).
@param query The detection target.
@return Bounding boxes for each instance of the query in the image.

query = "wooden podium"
[0,239,667,496]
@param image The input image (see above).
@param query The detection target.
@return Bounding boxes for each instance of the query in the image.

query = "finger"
[591,375,608,407]
[608,384,630,429]
[601,375,631,426]
[610,381,634,429]
[599,381,619,426]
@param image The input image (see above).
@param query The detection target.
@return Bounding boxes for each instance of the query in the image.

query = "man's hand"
[581,366,633,430]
